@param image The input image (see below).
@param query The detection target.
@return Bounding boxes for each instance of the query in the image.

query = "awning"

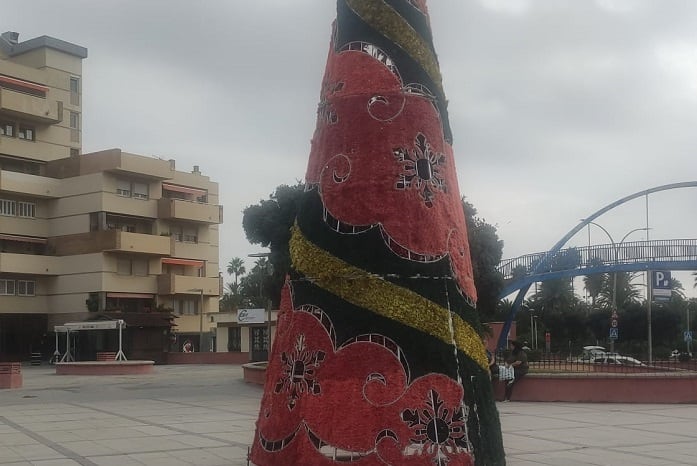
[59,320,125,331]
[162,183,207,196]
[106,292,155,299]
[162,258,204,267]
[0,234,47,244]
[0,74,49,93]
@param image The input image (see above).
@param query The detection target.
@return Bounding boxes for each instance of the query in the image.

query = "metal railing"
[498,239,697,279]
[492,352,697,376]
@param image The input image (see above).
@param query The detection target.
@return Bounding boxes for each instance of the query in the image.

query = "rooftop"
[0,30,87,58]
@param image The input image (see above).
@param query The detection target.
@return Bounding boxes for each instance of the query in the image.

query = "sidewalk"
[1,365,696,465]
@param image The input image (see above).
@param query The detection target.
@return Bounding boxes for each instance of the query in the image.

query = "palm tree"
[669,277,686,301]
[598,271,641,309]
[530,278,577,315]
[226,257,246,287]
[583,257,606,307]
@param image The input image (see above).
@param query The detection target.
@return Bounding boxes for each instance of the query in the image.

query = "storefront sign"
[237,308,266,324]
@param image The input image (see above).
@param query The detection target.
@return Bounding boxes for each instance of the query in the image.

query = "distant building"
[0,31,221,361]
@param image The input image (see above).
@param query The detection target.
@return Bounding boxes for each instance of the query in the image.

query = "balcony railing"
[49,231,170,256]
[157,274,219,296]
[0,253,59,275]
[158,198,222,224]
[0,87,62,124]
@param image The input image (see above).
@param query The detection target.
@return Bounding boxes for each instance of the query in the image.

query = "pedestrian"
[182,340,194,353]
[503,339,529,402]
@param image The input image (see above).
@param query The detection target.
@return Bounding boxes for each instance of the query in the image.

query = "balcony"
[0,169,61,197]
[0,253,59,275]
[1,217,49,238]
[158,198,222,224]
[157,274,219,296]
[0,87,62,124]
[46,149,175,179]
[49,231,170,256]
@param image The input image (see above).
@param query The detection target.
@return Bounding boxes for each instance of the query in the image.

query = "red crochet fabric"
[306,40,476,301]
[252,304,474,466]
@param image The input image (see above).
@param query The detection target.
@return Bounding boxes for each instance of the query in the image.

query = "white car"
[591,354,645,366]
[573,345,607,362]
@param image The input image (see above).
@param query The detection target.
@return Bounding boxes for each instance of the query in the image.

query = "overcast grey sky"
[4,0,697,294]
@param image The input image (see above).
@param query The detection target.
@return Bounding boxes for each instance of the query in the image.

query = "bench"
[96,352,117,361]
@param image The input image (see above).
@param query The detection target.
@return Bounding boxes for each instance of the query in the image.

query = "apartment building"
[0,32,221,360]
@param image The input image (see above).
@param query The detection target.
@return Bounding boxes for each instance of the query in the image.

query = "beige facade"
[213,310,278,361]
[0,32,221,359]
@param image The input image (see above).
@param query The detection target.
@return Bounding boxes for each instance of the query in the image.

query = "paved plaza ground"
[1,365,696,465]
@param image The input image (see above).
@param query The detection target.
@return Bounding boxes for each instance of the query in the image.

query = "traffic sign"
[652,271,671,301]
[685,331,693,342]
[611,319,618,328]
[609,327,619,340]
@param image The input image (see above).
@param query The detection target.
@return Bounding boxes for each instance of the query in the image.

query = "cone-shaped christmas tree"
[251,1,505,465]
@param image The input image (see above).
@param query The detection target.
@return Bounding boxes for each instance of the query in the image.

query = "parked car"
[591,354,646,366]
[572,345,607,362]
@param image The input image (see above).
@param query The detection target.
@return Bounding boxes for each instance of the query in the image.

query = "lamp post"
[584,221,649,353]
[248,252,272,358]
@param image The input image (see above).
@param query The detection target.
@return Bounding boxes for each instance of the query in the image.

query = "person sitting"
[503,339,529,402]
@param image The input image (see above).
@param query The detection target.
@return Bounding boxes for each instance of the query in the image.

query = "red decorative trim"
[305,43,476,300]
[251,307,474,465]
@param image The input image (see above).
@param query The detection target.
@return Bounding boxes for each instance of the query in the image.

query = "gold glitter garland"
[290,225,488,370]
[345,0,443,95]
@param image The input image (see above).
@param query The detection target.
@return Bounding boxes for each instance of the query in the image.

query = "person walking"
[504,340,529,401]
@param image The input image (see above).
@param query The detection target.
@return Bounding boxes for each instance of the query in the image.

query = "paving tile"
[2,365,697,466]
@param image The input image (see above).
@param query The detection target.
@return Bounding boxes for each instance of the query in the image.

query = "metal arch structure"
[495,181,697,350]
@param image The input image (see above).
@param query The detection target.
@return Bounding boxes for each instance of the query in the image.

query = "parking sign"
[652,271,671,301]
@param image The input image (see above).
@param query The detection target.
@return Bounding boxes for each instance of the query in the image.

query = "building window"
[18,126,35,141]
[69,111,80,129]
[116,258,132,275]
[69,111,80,143]
[132,182,148,200]
[116,179,131,197]
[17,280,35,296]
[172,224,198,243]
[17,201,36,218]
[70,77,80,106]
[132,258,148,277]
[174,298,198,316]
[0,199,16,216]
[0,279,15,295]
[0,121,14,137]
[228,327,241,352]
[116,179,149,200]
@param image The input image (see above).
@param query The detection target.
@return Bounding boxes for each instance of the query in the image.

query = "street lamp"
[188,288,204,351]
[584,221,650,353]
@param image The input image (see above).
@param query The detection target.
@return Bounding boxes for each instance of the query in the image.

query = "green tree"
[462,199,504,319]
[242,184,505,312]
[669,277,686,302]
[242,183,304,306]
[220,282,245,312]
[529,278,577,316]
[226,257,246,287]
[583,257,607,307]
[598,271,641,309]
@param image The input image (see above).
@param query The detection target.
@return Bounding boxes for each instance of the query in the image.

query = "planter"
[242,361,268,385]
[0,362,22,389]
